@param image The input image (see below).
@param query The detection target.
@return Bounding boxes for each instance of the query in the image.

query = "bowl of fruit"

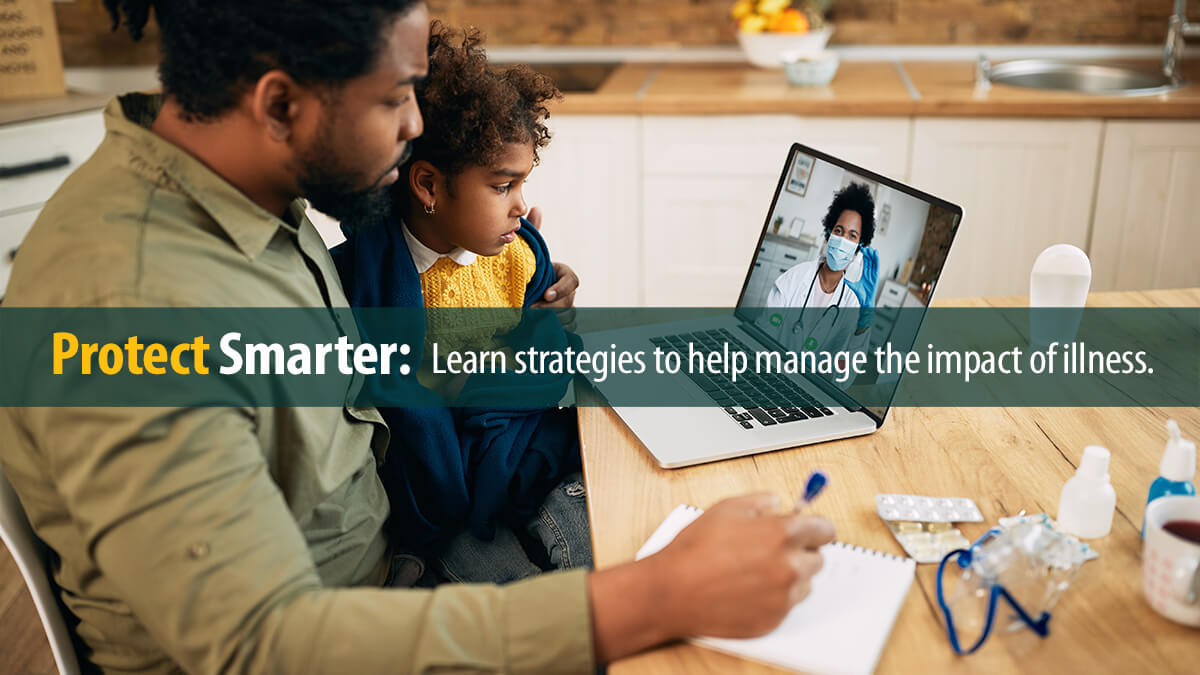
[732,0,834,69]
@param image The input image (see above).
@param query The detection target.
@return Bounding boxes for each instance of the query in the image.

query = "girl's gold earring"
[424,203,436,215]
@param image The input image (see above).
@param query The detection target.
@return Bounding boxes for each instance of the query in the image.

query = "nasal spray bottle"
[1057,446,1116,539]
[1142,420,1196,537]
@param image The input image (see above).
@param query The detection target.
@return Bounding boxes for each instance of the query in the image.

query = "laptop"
[581,143,963,468]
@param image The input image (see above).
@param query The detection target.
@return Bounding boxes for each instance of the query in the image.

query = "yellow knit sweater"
[420,237,536,355]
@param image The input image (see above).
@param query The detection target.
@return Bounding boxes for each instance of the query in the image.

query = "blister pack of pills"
[876,494,984,523]
[876,494,984,563]
[883,520,972,563]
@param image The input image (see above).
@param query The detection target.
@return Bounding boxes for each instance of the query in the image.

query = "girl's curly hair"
[406,22,562,183]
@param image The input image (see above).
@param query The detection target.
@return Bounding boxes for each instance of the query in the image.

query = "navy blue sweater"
[330,218,579,552]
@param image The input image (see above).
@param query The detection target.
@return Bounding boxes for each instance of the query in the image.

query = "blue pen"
[795,470,829,512]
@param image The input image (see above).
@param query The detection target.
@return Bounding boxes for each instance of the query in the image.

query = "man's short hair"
[104,0,422,121]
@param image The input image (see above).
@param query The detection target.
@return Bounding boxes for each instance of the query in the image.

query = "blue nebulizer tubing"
[934,518,1089,655]
[935,540,1051,654]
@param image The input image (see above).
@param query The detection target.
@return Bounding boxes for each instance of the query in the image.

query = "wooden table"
[579,288,1200,674]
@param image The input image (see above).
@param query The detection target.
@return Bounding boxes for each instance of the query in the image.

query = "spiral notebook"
[637,505,915,675]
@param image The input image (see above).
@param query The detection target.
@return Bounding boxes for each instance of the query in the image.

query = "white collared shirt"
[401,220,477,273]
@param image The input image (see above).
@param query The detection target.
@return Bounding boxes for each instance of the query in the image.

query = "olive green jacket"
[0,94,592,674]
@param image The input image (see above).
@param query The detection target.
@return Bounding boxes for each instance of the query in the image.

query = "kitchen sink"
[490,62,621,93]
[984,59,1185,96]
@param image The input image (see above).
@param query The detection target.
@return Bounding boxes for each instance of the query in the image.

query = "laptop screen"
[735,144,962,421]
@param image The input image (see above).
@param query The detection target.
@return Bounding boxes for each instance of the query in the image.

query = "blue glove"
[843,246,879,331]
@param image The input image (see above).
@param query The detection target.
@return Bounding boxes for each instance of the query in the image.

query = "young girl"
[333,22,589,585]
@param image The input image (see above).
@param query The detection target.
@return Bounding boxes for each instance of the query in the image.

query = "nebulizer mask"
[936,514,1094,654]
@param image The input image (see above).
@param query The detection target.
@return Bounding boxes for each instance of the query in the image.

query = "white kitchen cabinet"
[742,233,816,307]
[0,110,106,215]
[0,206,38,295]
[522,115,642,306]
[1089,121,1200,292]
[908,118,1103,299]
[640,116,911,305]
[0,109,106,296]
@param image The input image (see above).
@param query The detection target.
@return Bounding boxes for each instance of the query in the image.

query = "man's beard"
[300,169,392,229]
[295,135,409,230]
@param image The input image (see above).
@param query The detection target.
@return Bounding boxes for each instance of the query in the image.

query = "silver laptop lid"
[734,143,964,423]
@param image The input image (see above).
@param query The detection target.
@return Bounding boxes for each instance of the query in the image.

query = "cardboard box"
[0,0,67,101]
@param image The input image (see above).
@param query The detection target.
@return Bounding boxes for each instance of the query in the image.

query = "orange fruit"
[771,8,810,33]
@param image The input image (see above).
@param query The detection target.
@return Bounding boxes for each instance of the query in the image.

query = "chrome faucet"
[975,53,991,93]
[1165,0,1200,84]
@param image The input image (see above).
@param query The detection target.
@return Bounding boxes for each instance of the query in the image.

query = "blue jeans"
[436,472,592,584]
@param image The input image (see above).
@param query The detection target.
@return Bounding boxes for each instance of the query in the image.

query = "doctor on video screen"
[764,183,879,356]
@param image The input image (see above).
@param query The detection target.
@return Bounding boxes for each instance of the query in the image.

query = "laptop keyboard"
[649,328,835,430]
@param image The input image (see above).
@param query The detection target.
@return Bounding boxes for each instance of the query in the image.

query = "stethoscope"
[790,264,847,350]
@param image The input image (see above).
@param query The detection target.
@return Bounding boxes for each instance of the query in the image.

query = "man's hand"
[587,494,835,663]
[535,261,579,308]
[650,494,834,637]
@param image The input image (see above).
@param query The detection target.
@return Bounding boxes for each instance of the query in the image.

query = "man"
[0,1,835,673]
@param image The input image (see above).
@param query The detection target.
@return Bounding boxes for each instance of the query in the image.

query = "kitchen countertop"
[0,89,111,126]
[554,59,1200,118]
[0,67,158,125]
[3,57,1199,125]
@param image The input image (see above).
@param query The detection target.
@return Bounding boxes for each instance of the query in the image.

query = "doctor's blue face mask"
[824,234,858,272]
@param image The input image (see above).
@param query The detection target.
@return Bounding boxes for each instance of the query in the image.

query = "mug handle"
[1171,555,1200,605]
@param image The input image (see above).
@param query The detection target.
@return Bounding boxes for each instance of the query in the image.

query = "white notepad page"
[636,505,916,675]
